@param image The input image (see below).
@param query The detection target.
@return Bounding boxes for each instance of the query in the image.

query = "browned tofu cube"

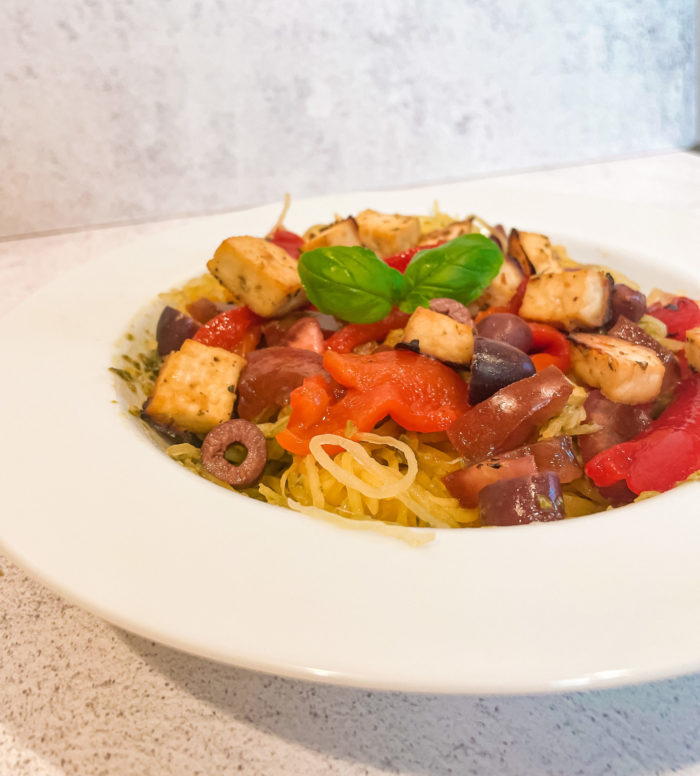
[569,333,664,404]
[418,219,476,247]
[355,209,421,258]
[401,307,474,364]
[301,217,361,253]
[519,269,612,330]
[207,236,306,318]
[145,339,246,434]
[508,230,561,275]
[479,256,527,308]
[686,326,700,371]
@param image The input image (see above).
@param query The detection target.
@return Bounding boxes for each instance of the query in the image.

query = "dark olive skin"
[475,313,533,353]
[610,284,647,324]
[156,305,200,356]
[478,472,565,526]
[469,337,536,405]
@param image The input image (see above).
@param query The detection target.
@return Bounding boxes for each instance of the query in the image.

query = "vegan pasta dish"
[113,200,700,536]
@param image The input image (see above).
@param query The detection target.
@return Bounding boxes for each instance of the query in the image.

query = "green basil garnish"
[297,234,503,324]
[298,246,405,324]
[400,234,503,312]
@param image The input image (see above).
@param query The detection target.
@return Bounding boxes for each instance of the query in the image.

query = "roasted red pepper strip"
[647,297,700,340]
[324,308,410,353]
[276,350,470,455]
[585,376,700,494]
[509,275,529,314]
[528,322,571,372]
[267,226,305,259]
[383,242,442,273]
[193,306,262,352]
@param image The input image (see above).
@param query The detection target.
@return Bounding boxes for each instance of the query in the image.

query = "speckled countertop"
[2,153,700,776]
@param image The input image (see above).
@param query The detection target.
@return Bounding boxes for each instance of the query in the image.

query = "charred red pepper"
[647,297,700,340]
[585,376,700,494]
[324,308,410,354]
[528,322,571,372]
[193,306,262,353]
[276,350,470,455]
[267,227,305,259]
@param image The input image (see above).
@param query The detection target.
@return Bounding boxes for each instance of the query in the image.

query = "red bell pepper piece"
[324,308,410,353]
[647,297,700,340]
[383,242,442,273]
[509,275,529,314]
[585,376,700,494]
[267,226,305,259]
[528,322,571,372]
[193,306,261,352]
[473,280,528,322]
[276,350,470,455]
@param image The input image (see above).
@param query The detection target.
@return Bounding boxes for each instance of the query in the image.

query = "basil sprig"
[298,246,405,323]
[297,234,503,324]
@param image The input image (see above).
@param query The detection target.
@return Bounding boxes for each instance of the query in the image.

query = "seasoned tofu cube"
[519,268,612,330]
[569,333,664,404]
[207,236,306,318]
[418,219,475,247]
[145,339,246,434]
[355,209,421,258]
[686,327,700,372]
[301,217,361,253]
[508,230,561,275]
[401,307,474,364]
[479,256,526,308]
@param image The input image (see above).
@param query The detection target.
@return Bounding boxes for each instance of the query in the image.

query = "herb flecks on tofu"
[145,339,246,434]
[355,209,421,259]
[207,236,306,318]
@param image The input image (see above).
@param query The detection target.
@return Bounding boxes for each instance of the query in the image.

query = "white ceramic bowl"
[1,179,698,694]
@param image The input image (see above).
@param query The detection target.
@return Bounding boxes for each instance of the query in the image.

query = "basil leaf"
[400,234,503,312]
[298,246,406,324]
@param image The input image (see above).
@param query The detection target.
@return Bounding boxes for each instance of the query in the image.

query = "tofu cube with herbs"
[207,236,306,318]
[686,326,700,372]
[519,268,612,330]
[568,333,664,404]
[145,339,246,435]
[401,307,474,364]
[356,209,421,258]
[302,217,362,253]
[508,230,561,275]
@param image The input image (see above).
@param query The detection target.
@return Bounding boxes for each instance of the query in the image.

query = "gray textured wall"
[1,0,697,237]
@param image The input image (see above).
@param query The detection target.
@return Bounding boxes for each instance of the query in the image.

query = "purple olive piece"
[156,305,200,357]
[610,284,647,324]
[429,298,473,324]
[469,337,536,405]
[200,419,267,487]
[475,313,533,353]
[186,297,234,324]
[478,472,565,526]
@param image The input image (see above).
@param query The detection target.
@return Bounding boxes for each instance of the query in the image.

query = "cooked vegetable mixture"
[116,202,700,532]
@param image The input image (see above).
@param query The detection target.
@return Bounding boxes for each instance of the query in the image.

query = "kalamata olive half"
[475,313,533,353]
[610,284,646,324]
[156,305,200,356]
[469,337,536,404]
[478,472,565,526]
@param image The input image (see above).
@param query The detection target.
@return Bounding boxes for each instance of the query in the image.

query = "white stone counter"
[2,152,700,776]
